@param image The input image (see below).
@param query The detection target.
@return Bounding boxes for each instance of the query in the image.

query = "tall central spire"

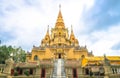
[55,5,65,28]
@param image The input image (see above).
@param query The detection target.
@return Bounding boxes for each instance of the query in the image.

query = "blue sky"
[0,0,120,56]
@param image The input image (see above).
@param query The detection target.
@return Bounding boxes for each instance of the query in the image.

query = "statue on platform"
[103,54,110,66]
[3,58,14,74]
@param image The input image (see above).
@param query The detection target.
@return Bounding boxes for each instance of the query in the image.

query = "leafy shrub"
[24,70,29,76]
[14,71,18,76]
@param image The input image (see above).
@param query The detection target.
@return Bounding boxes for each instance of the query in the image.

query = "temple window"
[34,55,38,60]
[81,55,85,58]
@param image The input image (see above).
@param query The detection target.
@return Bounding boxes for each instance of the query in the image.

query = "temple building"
[25,6,120,78]
[0,6,120,78]
[26,7,93,62]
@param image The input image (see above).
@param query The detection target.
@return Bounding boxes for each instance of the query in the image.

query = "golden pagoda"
[26,6,93,62]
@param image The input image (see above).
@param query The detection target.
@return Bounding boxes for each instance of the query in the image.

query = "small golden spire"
[70,25,75,40]
[71,25,73,33]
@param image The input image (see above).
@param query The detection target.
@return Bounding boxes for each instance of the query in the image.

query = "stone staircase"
[51,59,66,78]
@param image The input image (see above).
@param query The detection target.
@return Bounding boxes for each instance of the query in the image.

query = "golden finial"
[59,4,61,10]
[71,25,73,33]
[47,25,49,33]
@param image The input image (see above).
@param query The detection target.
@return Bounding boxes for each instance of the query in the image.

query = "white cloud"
[1,0,95,50]
[79,24,120,56]
[3,0,120,56]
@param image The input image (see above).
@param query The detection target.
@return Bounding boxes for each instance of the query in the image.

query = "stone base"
[7,76,12,78]
[104,76,109,78]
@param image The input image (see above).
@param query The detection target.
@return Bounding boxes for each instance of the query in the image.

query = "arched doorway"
[85,68,89,75]
[73,68,77,78]
[58,53,61,59]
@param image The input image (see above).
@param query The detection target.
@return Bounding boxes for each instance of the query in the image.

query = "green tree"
[11,47,26,62]
[0,45,11,63]
[0,45,26,63]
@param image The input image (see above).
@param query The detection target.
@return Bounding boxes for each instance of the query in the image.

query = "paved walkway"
[51,59,66,78]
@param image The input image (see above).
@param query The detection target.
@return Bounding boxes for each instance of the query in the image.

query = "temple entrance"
[41,68,45,78]
[85,68,89,75]
[58,54,61,59]
[73,68,77,78]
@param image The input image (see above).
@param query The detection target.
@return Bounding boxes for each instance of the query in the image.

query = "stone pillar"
[104,66,111,74]
[104,67,110,78]
[3,58,14,74]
